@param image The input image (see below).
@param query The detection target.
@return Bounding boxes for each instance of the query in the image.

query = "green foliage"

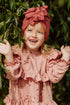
[0,0,70,105]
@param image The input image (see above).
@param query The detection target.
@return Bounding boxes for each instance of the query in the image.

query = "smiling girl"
[23,23,45,52]
[0,5,70,105]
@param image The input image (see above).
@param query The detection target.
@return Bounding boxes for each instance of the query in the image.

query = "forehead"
[26,23,44,32]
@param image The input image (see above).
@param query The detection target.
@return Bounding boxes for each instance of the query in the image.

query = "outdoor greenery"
[0,0,70,105]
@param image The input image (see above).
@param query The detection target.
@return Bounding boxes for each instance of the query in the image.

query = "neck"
[26,47,39,53]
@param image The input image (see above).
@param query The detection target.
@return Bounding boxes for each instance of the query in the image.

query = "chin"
[26,45,39,51]
[25,41,42,51]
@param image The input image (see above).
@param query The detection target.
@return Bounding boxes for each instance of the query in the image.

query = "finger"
[61,45,64,50]
[3,39,10,45]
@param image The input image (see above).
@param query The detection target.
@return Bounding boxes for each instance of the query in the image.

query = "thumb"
[61,45,64,51]
[3,39,10,45]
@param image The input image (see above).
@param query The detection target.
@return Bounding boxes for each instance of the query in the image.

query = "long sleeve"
[46,49,69,83]
[4,45,22,80]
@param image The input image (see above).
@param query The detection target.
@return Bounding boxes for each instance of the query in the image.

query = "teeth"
[32,40,36,42]
[29,39,38,42]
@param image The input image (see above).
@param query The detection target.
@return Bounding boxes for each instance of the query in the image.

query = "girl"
[0,5,70,105]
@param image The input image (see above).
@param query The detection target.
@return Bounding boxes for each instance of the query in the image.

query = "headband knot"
[22,5,50,40]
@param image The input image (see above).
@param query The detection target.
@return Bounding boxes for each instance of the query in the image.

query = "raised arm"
[46,48,70,83]
[0,39,13,62]
[61,45,70,61]
[0,40,22,80]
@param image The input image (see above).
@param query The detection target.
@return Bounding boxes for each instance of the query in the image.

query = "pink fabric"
[22,5,50,40]
[4,45,69,105]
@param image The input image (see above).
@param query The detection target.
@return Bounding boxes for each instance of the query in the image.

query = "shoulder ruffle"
[46,49,61,61]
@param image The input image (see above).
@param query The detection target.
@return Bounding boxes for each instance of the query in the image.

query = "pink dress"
[4,45,69,105]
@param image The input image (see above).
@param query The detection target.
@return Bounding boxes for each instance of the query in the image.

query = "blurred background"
[0,0,70,105]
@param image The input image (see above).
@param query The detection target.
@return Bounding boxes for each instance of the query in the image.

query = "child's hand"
[0,39,14,62]
[0,39,12,56]
[61,45,70,61]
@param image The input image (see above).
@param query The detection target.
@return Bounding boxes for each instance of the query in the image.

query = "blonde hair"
[41,43,54,54]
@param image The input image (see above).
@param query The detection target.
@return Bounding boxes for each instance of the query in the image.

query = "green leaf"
[0,21,4,29]
[22,1,29,9]
[3,23,6,33]
[0,21,6,35]
[9,0,16,11]
[5,16,12,24]
[50,25,54,33]
[58,0,65,7]
[67,0,70,10]
[0,63,9,72]
[49,10,54,17]
[64,35,67,42]
[67,17,70,21]
[14,16,18,26]
[18,36,21,47]
[16,6,24,16]
[0,35,4,42]
[62,22,68,33]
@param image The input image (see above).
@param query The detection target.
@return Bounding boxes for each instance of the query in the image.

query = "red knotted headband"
[22,5,50,40]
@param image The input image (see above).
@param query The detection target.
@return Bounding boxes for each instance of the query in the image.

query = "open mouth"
[29,39,38,44]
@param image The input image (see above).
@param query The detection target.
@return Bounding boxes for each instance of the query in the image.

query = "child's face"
[23,23,45,52]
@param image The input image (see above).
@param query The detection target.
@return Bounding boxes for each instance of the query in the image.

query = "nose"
[32,31,37,37]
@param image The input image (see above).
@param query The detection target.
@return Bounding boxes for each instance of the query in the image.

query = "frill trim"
[4,56,22,80]
[21,57,50,82]
[4,95,57,105]
[46,49,69,67]
[46,49,69,68]
[40,100,57,105]
[23,71,50,82]
[46,49,61,61]
[4,95,20,105]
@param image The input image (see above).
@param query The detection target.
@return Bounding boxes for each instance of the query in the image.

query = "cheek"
[40,35,45,42]
[23,34,27,39]
[24,32,31,40]
[38,36,45,46]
